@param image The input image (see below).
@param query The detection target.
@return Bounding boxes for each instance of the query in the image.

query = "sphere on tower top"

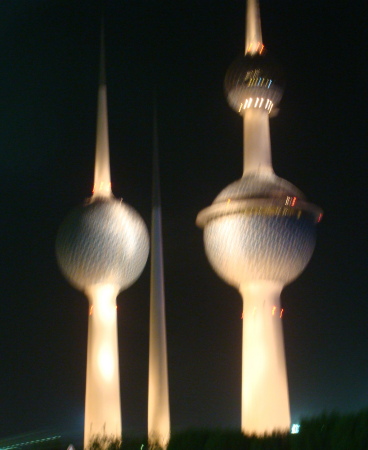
[56,197,149,292]
[224,52,284,115]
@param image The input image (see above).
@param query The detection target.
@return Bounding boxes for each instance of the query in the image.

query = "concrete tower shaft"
[148,111,170,448]
[240,282,289,434]
[84,284,121,441]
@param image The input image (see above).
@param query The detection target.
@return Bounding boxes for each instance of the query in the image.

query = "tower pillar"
[243,109,273,175]
[148,113,170,448]
[84,284,122,447]
[148,200,170,447]
[239,281,290,434]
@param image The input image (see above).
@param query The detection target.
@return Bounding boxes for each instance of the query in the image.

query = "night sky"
[1,0,366,443]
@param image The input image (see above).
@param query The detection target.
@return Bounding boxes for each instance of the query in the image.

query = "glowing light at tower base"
[84,284,121,447]
[240,281,290,435]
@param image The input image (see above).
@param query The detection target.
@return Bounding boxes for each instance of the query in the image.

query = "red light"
[291,197,297,207]
[317,213,323,223]
[280,309,284,318]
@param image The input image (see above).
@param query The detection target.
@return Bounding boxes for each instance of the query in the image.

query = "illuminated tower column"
[84,283,121,441]
[82,32,122,443]
[239,281,288,433]
[243,107,272,175]
[148,112,170,448]
[197,0,322,435]
[240,2,287,430]
[56,28,149,447]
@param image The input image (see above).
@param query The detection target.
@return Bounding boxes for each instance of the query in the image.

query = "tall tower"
[56,29,149,447]
[148,111,170,447]
[196,0,322,435]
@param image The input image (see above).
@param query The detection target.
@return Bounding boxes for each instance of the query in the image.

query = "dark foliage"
[85,409,368,450]
[290,409,368,450]
[166,428,289,450]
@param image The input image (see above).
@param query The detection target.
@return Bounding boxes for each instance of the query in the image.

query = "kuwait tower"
[196,0,322,435]
[56,29,149,446]
[148,112,170,448]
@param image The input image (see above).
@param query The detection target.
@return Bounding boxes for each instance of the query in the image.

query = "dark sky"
[1,0,366,443]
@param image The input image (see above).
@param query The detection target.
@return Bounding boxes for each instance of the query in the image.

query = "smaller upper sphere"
[224,53,284,115]
[56,197,149,293]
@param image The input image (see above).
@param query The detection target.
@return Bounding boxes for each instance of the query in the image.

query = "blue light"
[0,435,61,450]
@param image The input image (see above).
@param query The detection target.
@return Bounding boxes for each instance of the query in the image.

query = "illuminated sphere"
[224,53,284,114]
[197,173,321,288]
[56,197,149,292]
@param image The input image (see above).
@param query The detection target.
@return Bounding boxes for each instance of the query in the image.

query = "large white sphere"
[56,197,149,292]
[198,174,320,288]
[204,212,316,288]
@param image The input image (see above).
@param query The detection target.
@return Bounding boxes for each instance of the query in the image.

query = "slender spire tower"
[148,109,170,448]
[56,27,149,447]
[197,0,322,435]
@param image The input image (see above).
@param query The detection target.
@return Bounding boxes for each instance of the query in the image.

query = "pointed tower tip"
[152,97,161,208]
[92,19,112,199]
[245,0,264,55]
[99,19,106,86]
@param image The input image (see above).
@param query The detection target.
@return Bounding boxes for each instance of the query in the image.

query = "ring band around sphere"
[197,196,321,288]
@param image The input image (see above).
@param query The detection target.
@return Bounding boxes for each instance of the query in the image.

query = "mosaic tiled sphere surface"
[204,212,316,288]
[201,174,317,287]
[56,198,149,292]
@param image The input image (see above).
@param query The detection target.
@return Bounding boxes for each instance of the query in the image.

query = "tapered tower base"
[84,284,122,447]
[240,281,290,435]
